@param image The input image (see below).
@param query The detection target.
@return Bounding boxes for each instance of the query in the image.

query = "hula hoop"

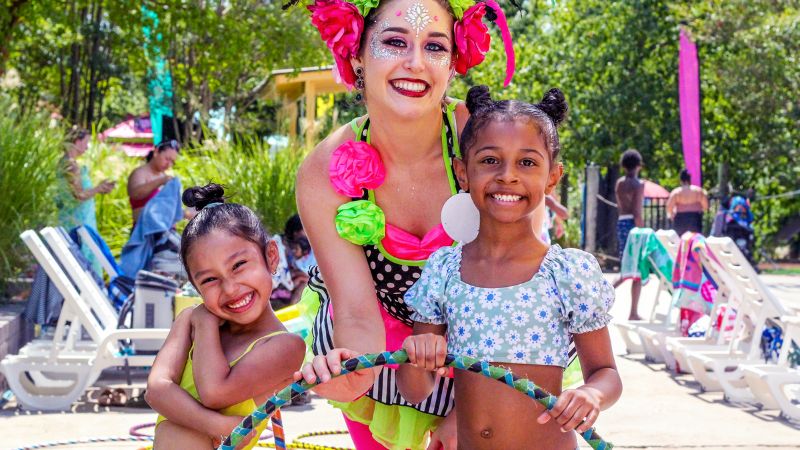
[255,430,352,450]
[12,436,153,450]
[219,350,613,450]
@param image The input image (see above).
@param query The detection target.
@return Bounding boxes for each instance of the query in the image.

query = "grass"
[0,94,62,286]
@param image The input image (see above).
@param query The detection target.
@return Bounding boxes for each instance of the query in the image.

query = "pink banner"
[679,29,702,186]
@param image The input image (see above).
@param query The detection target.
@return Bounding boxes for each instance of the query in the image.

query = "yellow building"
[268,66,347,149]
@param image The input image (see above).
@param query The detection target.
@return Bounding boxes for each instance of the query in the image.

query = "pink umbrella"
[99,117,154,157]
[643,179,670,199]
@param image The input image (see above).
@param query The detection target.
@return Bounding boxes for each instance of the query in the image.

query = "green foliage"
[0,93,62,282]
[455,0,799,252]
[173,139,308,235]
[85,139,307,257]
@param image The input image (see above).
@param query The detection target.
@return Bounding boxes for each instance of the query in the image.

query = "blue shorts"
[617,218,635,260]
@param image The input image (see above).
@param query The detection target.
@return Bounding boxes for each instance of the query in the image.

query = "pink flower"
[308,0,364,87]
[453,3,491,75]
[329,141,386,197]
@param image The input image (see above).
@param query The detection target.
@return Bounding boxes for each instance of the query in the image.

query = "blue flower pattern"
[405,244,614,367]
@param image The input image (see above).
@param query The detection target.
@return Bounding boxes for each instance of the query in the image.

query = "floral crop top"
[404,244,615,367]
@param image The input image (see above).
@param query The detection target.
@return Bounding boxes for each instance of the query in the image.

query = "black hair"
[284,214,304,240]
[460,85,568,163]
[679,168,691,183]
[66,126,89,143]
[620,149,642,171]
[180,183,270,282]
[146,139,181,162]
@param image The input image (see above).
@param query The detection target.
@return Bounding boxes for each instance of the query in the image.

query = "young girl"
[146,183,306,450]
[396,86,622,449]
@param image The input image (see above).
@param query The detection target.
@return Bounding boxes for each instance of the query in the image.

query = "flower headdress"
[300,0,516,88]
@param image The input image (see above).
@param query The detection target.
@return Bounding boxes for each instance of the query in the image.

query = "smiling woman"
[292,0,522,448]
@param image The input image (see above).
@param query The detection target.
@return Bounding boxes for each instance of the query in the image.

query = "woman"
[56,127,115,230]
[666,168,708,236]
[127,139,180,224]
[294,0,521,448]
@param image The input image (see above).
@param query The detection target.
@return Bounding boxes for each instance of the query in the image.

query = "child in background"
[147,183,306,450]
[397,86,622,449]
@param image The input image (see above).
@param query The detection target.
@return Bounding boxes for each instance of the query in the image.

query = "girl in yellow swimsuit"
[147,183,306,450]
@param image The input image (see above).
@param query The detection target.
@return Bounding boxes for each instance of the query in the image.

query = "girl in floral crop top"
[397,86,622,450]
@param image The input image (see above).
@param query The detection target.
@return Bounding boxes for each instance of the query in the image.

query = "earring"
[354,67,365,102]
[441,191,480,243]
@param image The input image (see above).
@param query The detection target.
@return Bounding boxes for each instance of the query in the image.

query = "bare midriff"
[454,363,579,450]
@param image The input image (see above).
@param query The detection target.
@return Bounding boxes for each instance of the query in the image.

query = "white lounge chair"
[741,315,800,414]
[76,225,120,280]
[613,229,679,356]
[683,237,791,401]
[0,230,169,410]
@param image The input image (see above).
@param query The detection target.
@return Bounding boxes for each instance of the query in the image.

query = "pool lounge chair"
[0,230,169,411]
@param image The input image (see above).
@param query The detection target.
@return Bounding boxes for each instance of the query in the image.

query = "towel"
[620,227,674,283]
[119,177,183,277]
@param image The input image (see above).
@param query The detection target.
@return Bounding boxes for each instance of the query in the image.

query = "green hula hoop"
[218,350,613,450]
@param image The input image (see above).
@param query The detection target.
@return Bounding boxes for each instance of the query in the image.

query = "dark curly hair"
[460,85,568,164]
[180,183,270,282]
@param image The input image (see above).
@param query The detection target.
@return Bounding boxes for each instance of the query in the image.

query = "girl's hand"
[427,406,457,450]
[211,415,244,447]
[190,304,223,328]
[293,348,376,401]
[402,334,448,377]
[536,386,601,434]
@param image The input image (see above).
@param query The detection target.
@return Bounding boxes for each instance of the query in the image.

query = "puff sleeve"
[554,248,615,334]
[403,247,453,325]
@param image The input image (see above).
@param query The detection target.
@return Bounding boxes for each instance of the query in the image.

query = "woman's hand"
[536,386,601,434]
[96,180,116,194]
[403,333,448,377]
[427,406,457,450]
[293,348,375,401]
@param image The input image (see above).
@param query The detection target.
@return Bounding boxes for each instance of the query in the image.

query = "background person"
[55,126,115,230]
[127,139,180,225]
[666,168,708,236]
[613,149,644,321]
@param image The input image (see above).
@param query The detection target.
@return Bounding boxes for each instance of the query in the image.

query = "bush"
[0,94,62,285]
[87,137,307,256]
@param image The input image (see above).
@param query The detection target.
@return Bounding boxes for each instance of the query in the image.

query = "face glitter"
[426,51,451,68]
[370,20,404,60]
[405,2,432,38]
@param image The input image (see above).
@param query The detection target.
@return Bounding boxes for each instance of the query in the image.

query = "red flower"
[329,141,386,197]
[308,0,364,87]
[453,3,491,75]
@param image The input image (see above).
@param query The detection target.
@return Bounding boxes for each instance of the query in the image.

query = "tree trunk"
[86,1,103,129]
[0,0,30,76]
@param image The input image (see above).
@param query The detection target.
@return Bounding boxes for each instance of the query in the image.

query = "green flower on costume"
[351,0,380,17]
[335,200,386,245]
[449,0,475,20]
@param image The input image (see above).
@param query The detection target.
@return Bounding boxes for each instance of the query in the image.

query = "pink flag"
[679,29,702,186]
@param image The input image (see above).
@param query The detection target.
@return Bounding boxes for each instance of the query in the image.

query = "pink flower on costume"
[453,3,491,76]
[308,0,363,87]
[329,141,386,197]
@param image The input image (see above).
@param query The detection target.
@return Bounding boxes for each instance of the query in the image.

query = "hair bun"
[182,183,225,210]
[465,85,494,115]
[537,88,568,126]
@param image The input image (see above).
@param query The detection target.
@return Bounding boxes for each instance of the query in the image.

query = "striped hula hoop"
[219,350,613,450]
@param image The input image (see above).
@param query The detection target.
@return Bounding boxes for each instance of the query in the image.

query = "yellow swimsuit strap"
[229,330,289,365]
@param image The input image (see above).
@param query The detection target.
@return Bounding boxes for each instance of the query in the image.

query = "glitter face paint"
[370,20,403,60]
[405,2,432,38]
[426,50,451,67]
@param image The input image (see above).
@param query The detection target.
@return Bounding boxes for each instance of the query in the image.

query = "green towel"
[620,228,673,283]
